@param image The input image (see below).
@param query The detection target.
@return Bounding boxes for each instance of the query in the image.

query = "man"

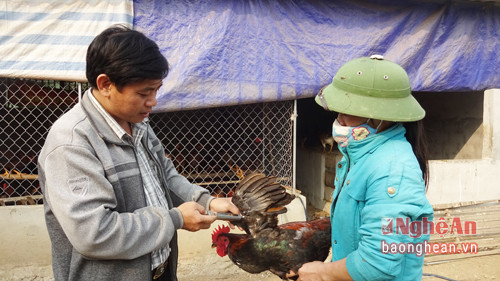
[38,25,239,281]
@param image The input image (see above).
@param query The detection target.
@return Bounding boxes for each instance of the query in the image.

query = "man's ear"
[96,74,113,96]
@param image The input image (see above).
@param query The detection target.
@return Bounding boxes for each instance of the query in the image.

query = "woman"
[295,56,434,280]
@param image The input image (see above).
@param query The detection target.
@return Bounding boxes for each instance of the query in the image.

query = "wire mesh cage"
[0,78,84,205]
[151,101,294,198]
[0,78,294,205]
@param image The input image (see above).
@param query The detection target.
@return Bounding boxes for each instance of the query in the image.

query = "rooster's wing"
[231,173,295,236]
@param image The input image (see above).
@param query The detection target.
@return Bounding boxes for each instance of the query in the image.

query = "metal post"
[292,99,298,194]
[78,82,82,102]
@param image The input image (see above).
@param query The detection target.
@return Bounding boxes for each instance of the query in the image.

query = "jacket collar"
[80,89,127,144]
[340,123,406,165]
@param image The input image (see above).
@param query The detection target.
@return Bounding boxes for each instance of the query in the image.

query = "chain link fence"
[0,78,294,205]
[0,78,82,205]
[151,101,294,198]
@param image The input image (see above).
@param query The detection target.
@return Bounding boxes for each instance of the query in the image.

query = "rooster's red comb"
[211,224,231,243]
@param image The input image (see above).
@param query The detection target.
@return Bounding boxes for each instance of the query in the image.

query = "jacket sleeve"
[160,152,213,210]
[345,157,433,281]
[41,144,180,260]
[148,126,213,210]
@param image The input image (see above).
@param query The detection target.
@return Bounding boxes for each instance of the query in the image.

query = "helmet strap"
[367,119,384,132]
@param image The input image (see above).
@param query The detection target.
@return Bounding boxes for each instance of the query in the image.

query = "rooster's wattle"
[211,173,331,280]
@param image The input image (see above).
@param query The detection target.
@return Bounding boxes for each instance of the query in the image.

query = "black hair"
[403,120,429,189]
[86,25,169,90]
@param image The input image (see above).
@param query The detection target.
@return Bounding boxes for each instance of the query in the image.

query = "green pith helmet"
[315,55,425,122]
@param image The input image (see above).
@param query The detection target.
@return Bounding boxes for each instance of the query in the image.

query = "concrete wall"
[483,89,500,161]
[426,89,500,206]
[296,148,325,210]
[296,147,340,213]
[415,91,485,160]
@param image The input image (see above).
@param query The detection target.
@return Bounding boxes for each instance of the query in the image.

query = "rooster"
[211,173,331,280]
[320,133,335,153]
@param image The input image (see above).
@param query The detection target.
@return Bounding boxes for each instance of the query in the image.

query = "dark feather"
[231,173,294,236]
[234,173,266,195]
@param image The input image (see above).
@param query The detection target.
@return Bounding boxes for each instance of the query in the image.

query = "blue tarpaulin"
[133,0,499,112]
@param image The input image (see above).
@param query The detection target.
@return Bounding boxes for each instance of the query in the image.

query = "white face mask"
[331,118,380,147]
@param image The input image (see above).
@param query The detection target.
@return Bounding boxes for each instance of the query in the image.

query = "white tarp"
[0,0,133,81]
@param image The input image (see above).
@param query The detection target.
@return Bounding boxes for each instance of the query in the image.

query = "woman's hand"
[289,259,353,281]
[296,261,329,281]
[209,197,240,215]
[209,197,241,229]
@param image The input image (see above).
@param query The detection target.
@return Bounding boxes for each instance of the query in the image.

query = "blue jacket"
[331,123,433,281]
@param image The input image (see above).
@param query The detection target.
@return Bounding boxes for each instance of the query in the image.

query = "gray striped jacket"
[38,91,212,281]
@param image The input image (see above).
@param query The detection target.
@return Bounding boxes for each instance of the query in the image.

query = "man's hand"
[177,202,216,231]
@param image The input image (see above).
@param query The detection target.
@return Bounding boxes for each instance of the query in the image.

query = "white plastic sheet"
[0,0,133,81]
